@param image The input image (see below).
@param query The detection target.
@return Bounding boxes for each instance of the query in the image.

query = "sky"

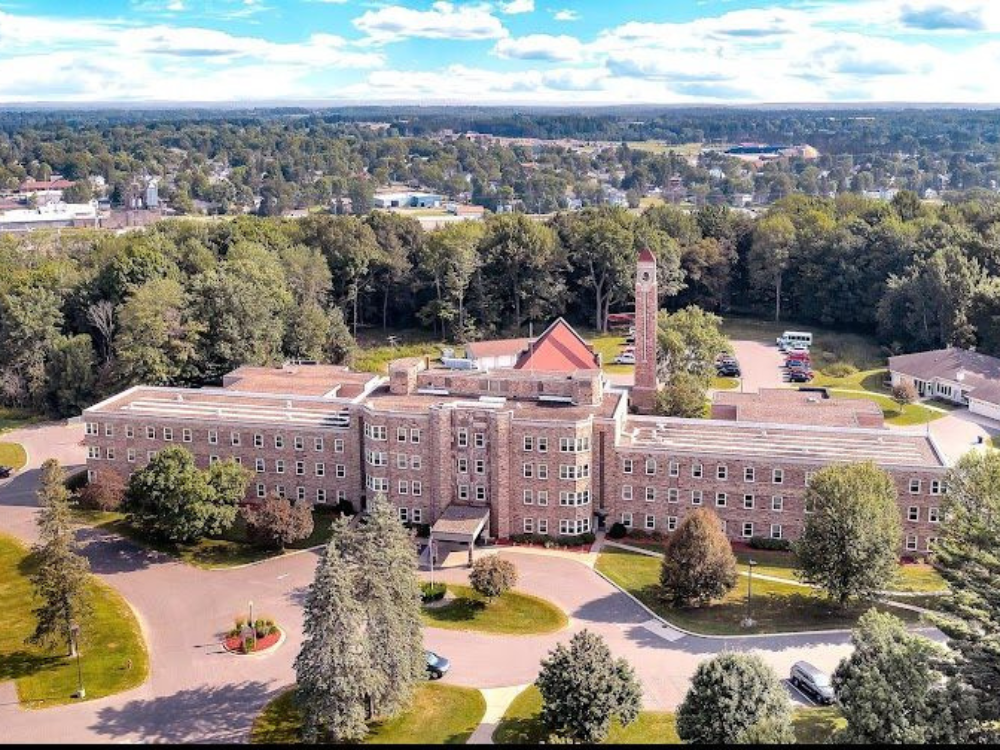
[0,0,999,104]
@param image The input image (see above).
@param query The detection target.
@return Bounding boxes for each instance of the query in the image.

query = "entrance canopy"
[430,505,490,544]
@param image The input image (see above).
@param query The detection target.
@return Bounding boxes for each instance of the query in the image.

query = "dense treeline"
[2,192,1000,418]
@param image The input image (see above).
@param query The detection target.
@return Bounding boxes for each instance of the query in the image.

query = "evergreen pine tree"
[294,534,374,743]
[28,459,92,656]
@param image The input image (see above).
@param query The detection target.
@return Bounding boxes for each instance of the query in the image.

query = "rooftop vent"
[175,394,184,402]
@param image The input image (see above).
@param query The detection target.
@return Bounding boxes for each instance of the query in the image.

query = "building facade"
[84,254,949,554]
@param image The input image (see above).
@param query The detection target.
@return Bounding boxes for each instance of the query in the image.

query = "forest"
[2,190,1000,419]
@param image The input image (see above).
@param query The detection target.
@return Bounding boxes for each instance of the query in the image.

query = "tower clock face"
[641,271,651,283]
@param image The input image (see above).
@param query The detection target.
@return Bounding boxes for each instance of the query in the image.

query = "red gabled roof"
[513,318,600,373]
[465,337,532,360]
[18,179,75,192]
[638,247,656,264]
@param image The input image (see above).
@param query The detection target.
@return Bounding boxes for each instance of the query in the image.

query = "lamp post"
[69,622,85,699]
[742,559,758,629]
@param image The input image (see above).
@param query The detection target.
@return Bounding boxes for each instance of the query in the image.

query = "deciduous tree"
[469,556,517,602]
[242,494,314,551]
[659,508,737,606]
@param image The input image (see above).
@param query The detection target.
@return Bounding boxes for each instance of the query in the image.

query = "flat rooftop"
[86,387,352,429]
[621,416,944,468]
[711,388,884,428]
[362,386,623,421]
[223,365,378,399]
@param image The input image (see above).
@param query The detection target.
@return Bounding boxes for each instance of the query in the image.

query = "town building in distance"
[84,253,947,554]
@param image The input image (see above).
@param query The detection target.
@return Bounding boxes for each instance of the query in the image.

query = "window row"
[620,512,784,540]
[458,457,488,475]
[457,484,488,502]
[907,478,945,495]
[521,517,550,534]
[521,463,591,480]
[623,457,787,484]
[87,423,346,453]
[456,429,487,449]
[366,451,423,470]
[397,506,424,524]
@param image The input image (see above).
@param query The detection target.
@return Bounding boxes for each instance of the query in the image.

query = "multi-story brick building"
[83,254,949,554]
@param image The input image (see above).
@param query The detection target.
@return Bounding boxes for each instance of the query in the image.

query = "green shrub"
[607,522,628,539]
[420,582,446,603]
[334,499,356,516]
[748,536,793,551]
[823,362,858,378]
[64,469,89,492]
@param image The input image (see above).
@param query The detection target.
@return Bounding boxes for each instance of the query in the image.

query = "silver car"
[790,661,834,704]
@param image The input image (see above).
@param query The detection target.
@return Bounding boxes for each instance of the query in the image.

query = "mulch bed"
[223,629,282,654]
[493,539,593,554]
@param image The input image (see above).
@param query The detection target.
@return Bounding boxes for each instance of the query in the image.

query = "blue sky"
[0,0,998,103]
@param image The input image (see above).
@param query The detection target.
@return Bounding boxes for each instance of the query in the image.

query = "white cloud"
[494,34,584,62]
[353,2,507,44]
[500,0,534,14]
[553,9,579,22]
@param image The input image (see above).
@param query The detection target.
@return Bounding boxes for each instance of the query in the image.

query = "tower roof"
[638,247,656,264]
[513,318,601,372]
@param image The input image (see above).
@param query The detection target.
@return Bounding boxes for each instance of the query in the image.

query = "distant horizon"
[2,1,999,105]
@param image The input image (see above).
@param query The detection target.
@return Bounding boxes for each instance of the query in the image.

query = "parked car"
[785,352,811,364]
[614,352,636,365]
[785,358,810,370]
[789,661,834,704]
[0,465,12,479]
[788,369,813,383]
[624,334,635,344]
[717,362,741,377]
[426,650,451,679]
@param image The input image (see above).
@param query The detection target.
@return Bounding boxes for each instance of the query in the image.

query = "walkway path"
[0,423,892,743]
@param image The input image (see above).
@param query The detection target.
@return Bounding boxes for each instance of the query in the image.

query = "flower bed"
[224,629,282,654]
[223,616,283,655]
[495,537,593,554]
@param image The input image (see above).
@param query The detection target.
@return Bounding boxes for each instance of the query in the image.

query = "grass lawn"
[0,441,28,469]
[252,683,486,745]
[595,548,919,636]
[493,685,679,745]
[0,407,42,434]
[827,389,947,427]
[586,332,634,375]
[422,584,567,635]
[0,533,148,708]
[792,706,846,743]
[711,376,739,390]
[70,506,340,569]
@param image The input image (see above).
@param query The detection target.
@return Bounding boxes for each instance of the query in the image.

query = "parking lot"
[728,339,789,393]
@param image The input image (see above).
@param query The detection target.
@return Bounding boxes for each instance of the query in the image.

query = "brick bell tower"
[632,248,659,413]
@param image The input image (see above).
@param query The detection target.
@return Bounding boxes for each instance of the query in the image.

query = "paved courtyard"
[0,422,866,744]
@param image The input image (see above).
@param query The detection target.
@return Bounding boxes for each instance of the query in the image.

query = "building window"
[256,483,266,498]
[85,422,98,436]
[163,427,173,442]
[772,496,784,512]
[537,437,548,453]
[645,458,656,475]
[645,486,656,502]
[398,507,409,523]
[182,428,192,443]
[412,508,422,522]
[523,463,534,479]
[297,486,306,501]
[523,436,534,452]
[906,535,918,552]
[620,513,633,529]
[669,461,679,477]
[275,435,285,449]
[209,455,219,465]
[412,455,422,471]
[692,463,703,479]
[523,518,535,534]
[621,485,633,501]
[365,424,387,441]
[412,481,422,496]
[474,433,485,448]
[336,490,346,502]
[744,467,755,482]
[930,480,943,495]
[255,458,265,473]
[926,536,937,552]
[666,516,678,532]
[125,425,135,439]
[523,489,534,505]
[146,426,156,440]
[275,460,285,474]
[770,524,783,540]
[105,447,116,460]
[805,497,816,514]
[645,514,656,530]
[334,439,344,453]
[398,480,408,495]
[457,429,468,448]
[717,465,728,480]
[475,486,486,502]
[253,433,263,448]
[315,437,324,452]
[127,448,136,463]
[623,458,633,474]
[772,468,784,484]
[715,492,727,507]
[458,458,468,473]
[536,463,547,479]
[336,464,346,478]
[908,506,920,522]
[276,484,288,498]
[295,461,305,476]
[538,490,549,506]
[294,436,304,451]
[397,454,408,470]
[668,488,679,503]
[743,494,755,510]
[929,507,940,523]
[691,490,703,506]
[104,423,114,437]
[742,522,754,538]
[475,459,485,475]
[411,429,421,444]
[458,485,469,501]
[316,488,327,503]
[87,446,101,460]
[909,478,921,494]
[232,432,242,447]
[538,518,548,534]
[805,471,816,486]
[397,426,407,442]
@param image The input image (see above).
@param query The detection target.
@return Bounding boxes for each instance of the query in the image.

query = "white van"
[777,331,812,350]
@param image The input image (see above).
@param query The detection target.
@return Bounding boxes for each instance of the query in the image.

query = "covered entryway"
[429,505,490,568]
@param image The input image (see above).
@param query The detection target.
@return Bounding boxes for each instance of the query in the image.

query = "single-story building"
[464,337,532,370]
[373,191,443,209]
[888,347,1000,420]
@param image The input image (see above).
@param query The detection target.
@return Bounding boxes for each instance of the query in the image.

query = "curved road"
[1,423,859,744]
